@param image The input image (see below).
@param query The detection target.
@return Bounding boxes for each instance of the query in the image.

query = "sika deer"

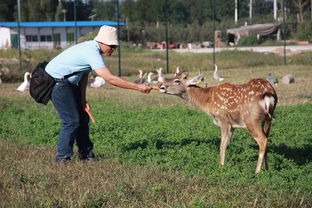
[159,72,277,173]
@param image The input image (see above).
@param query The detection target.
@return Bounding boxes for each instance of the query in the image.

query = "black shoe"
[82,156,98,162]
[79,152,97,161]
[55,157,71,165]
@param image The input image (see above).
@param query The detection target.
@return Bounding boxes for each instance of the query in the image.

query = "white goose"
[134,70,147,84]
[213,64,224,82]
[16,72,31,92]
[138,70,143,79]
[175,66,181,76]
[146,72,156,85]
[156,67,165,83]
[90,76,106,88]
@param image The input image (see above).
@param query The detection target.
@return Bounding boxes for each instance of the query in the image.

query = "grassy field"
[0,49,312,207]
[1,47,312,79]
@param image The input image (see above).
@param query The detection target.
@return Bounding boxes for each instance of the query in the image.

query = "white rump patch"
[259,96,275,117]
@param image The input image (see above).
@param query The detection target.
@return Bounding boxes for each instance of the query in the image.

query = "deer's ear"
[181,72,189,79]
[187,74,205,86]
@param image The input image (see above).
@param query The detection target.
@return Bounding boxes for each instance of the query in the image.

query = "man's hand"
[84,102,96,123]
[81,100,88,109]
[138,84,152,93]
[95,67,152,93]
[85,102,91,111]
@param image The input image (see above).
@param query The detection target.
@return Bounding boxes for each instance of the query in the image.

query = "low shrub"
[238,34,264,46]
[294,21,312,41]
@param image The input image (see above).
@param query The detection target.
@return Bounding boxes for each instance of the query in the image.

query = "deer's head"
[159,72,204,97]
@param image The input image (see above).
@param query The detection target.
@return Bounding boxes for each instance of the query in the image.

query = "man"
[46,25,152,163]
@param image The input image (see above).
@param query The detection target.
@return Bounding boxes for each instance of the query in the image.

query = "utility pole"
[282,0,287,65]
[235,0,238,24]
[74,0,77,44]
[274,0,277,20]
[249,0,252,20]
[62,9,67,21]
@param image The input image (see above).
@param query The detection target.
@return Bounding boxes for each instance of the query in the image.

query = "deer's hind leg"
[246,121,268,173]
[219,124,233,166]
[262,119,272,170]
[263,119,272,137]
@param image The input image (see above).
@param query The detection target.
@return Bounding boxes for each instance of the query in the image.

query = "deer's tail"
[260,94,277,120]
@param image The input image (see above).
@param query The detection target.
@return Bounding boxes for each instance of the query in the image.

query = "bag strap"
[63,71,82,79]
[37,61,87,80]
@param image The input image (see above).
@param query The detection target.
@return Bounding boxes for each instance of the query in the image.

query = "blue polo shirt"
[46,40,106,84]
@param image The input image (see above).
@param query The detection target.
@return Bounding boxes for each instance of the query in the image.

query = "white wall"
[0,26,99,49]
[0,27,11,49]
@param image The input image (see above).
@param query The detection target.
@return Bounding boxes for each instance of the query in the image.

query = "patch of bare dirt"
[271,48,304,56]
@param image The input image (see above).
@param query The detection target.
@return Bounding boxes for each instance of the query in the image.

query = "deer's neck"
[185,86,212,110]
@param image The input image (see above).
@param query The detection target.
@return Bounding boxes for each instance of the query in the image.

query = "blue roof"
[0,21,126,28]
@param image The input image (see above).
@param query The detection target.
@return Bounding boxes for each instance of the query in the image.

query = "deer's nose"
[159,85,166,93]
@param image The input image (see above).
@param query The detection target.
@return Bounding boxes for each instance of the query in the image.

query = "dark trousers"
[51,80,93,162]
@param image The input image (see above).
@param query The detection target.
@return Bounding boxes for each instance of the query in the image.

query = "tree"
[121,0,139,22]
[292,0,309,22]
[23,0,42,21]
[40,0,59,21]
[54,0,64,21]
[168,0,190,25]
[0,0,16,21]
[20,0,58,21]
[90,0,115,21]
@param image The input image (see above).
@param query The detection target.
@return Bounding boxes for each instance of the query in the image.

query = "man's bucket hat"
[94,25,118,46]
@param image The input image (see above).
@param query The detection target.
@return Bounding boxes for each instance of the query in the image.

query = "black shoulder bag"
[29,62,80,105]
[29,61,54,105]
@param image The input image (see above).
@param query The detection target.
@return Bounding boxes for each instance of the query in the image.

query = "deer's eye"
[174,79,181,84]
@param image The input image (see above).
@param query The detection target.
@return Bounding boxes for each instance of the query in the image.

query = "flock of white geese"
[0,66,226,92]
[133,65,225,86]
[0,71,107,92]
[134,68,165,85]
[0,66,292,93]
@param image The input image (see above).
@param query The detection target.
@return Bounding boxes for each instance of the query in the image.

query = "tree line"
[0,0,311,43]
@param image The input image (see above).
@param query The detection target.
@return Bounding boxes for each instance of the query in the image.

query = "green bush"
[78,31,97,43]
[238,34,264,46]
[294,21,312,41]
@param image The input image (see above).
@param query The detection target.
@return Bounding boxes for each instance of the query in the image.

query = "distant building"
[0,21,125,50]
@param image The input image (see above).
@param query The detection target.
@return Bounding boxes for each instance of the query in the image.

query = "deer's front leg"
[219,124,233,166]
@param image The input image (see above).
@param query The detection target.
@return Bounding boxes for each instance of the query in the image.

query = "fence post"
[282,0,287,65]
[165,0,169,74]
[116,0,121,77]
[17,0,22,71]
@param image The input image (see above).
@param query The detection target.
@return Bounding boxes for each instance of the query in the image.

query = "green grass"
[1,48,312,207]
[0,94,311,207]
